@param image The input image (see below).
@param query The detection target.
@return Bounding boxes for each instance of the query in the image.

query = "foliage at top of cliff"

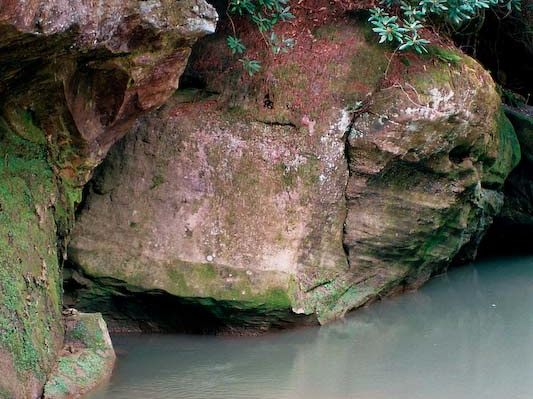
[226,0,296,75]
[226,0,524,73]
[368,0,522,53]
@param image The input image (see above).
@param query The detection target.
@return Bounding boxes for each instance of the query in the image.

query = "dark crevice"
[454,8,532,104]
[254,119,297,128]
[341,109,362,270]
[449,144,472,164]
[477,220,533,257]
[480,180,503,191]
[179,74,207,90]
[477,174,533,257]
[304,279,335,293]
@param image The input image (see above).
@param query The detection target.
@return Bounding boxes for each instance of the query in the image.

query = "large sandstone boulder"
[68,7,520,330]
[0,0,216,397]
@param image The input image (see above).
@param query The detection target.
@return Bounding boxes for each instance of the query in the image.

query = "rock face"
[0,0,216,397]
[1,0,217,176]
[43,311,115,399]
[68,8,520,331]
[68,87,348,332]
[343,60,520,297]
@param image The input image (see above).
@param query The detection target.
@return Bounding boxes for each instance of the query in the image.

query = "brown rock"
[0,0,217,397]
[43,312,115,399]
[1,0,217,177]
[68,12,519,328]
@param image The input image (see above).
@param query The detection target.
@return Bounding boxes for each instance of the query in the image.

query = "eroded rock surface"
[43,311,115,399]
[68,8,519,329]
[1,0,217,175]
[342,58,520,303]
[0,0,216,397]
[500,106,533,224]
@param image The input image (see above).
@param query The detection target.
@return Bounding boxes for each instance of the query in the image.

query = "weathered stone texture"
[69,15,520,328]
[43,311,115,399]
[0,0,216,397]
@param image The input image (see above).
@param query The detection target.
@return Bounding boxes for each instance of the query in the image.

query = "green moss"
[348,42,387,94]
[252,287,291,308]
[276,162,296,187]
[150,173,165,189]
[44,353,107,396]
[504,106,533,147]
[166,266,189,292]
[419,206,467,261]
[45,376,69,396]
[196,263,218,280]
[297,156,321,188]
[500,88,527,107]
[291,268,378,323]
[58,358,76,376]
[0,109,77,386]
[44,313,114,397]
[76,352,105,380]
[424,46,463,66]
[482,108,521,187]
[410,64,453,94]
[3,107,47,145]
[161,260,292,310]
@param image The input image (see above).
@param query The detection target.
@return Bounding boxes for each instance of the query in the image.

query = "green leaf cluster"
[227,0,295,75]
[370,0,522,53]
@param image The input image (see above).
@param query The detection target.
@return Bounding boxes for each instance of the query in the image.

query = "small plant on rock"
[226,0,295,75]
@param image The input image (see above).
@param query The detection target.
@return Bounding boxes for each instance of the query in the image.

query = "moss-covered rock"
[0,112,71,399]
[68,7,519,328]
[342,50,520,315]
[43,311,115,399]
[0,0,217,396]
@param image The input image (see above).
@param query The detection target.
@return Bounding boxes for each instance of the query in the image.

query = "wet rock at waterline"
[44,311,115,399]
[68,14,520,330]
[0,0,217,397]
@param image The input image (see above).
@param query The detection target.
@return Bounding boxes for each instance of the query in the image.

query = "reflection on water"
[86,257,533,399]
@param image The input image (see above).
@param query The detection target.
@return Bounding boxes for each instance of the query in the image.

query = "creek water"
[86,256,533,399]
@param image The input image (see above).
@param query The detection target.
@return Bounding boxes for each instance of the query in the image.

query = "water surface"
[86,256,533,399]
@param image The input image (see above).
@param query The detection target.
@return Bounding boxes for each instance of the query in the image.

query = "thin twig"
[226,5,237,37]
[383,47,399,80]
